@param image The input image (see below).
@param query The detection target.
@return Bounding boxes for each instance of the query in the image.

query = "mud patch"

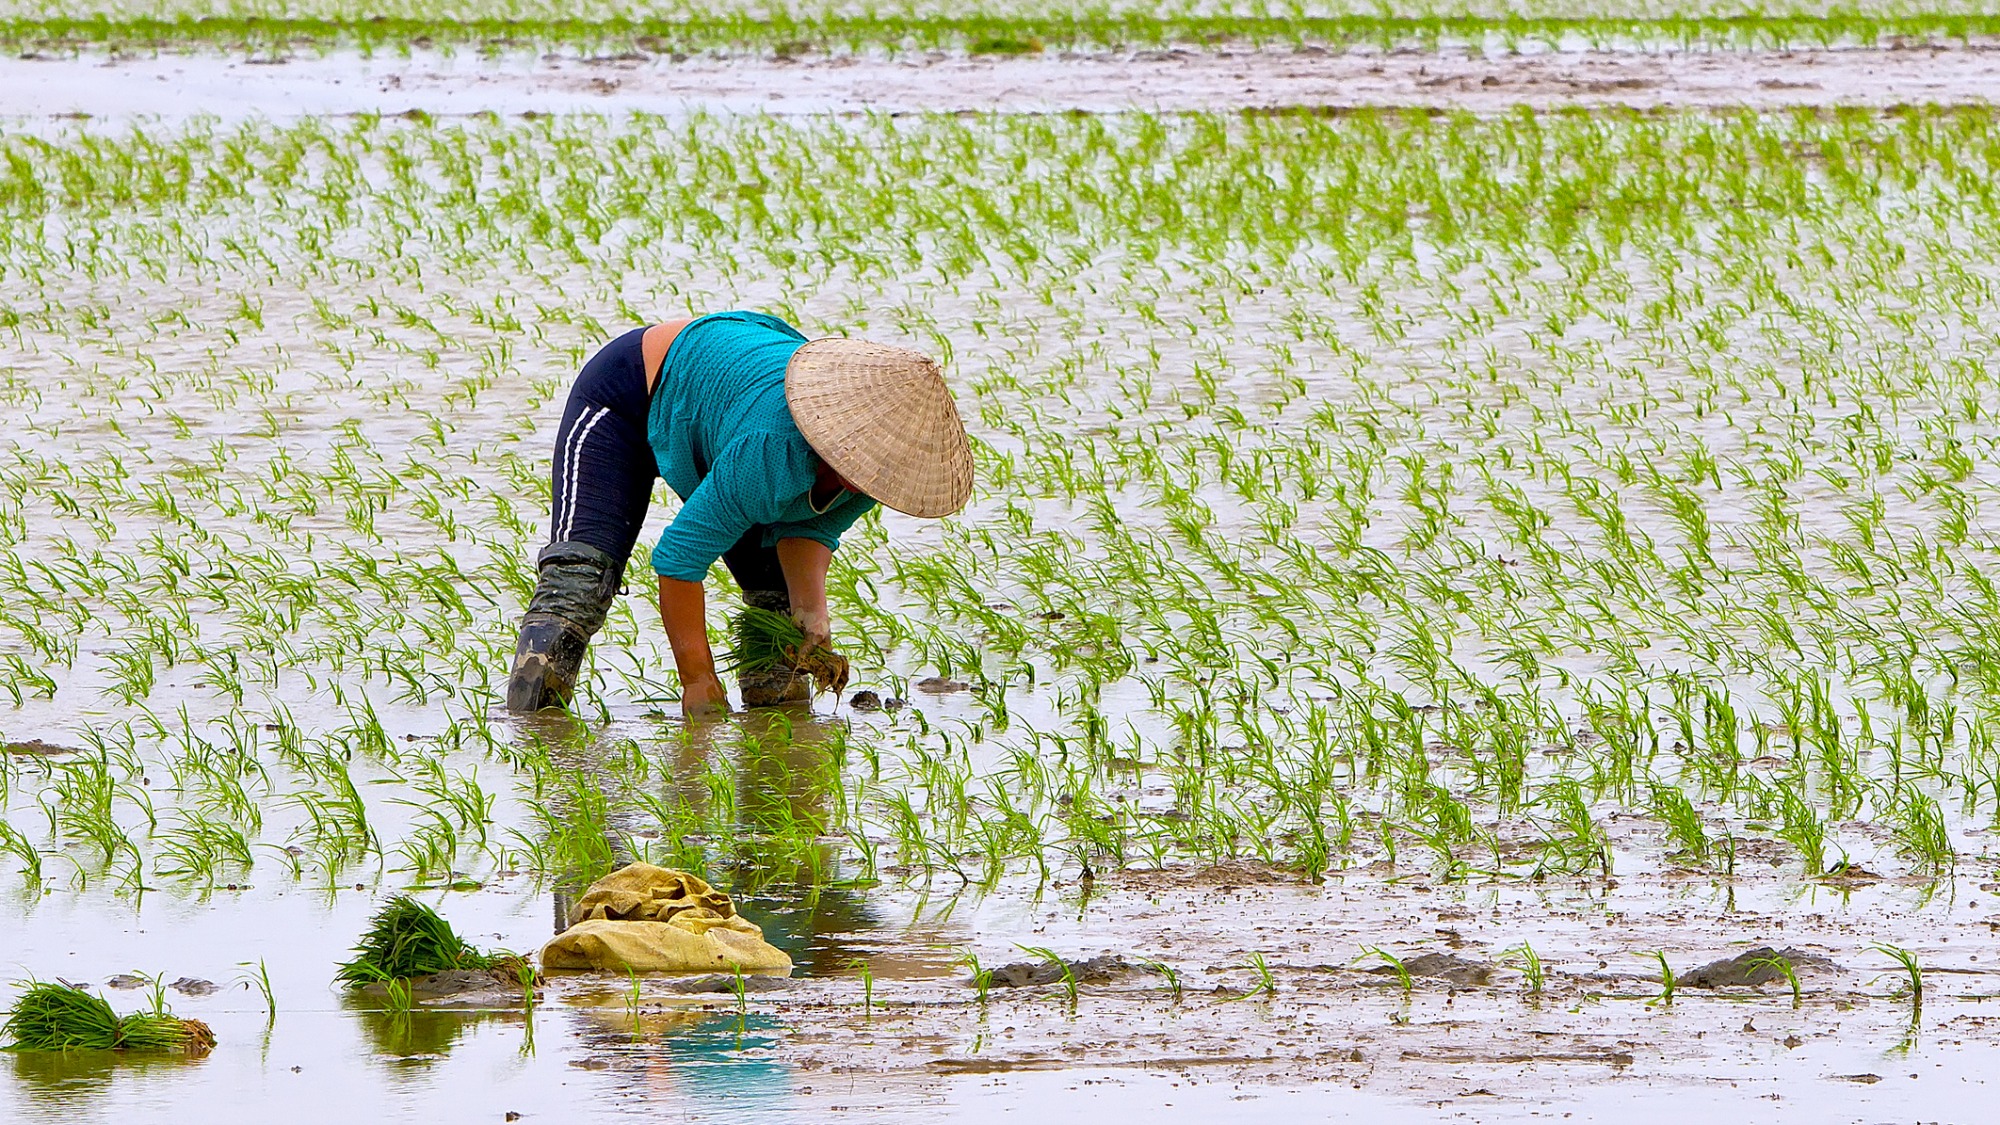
[0,45,1994,120]
[663,972,801,994]
[1681,947,1840,989]
[986,954,1134,988]
[2,740,78,756]
[357,966,536,1008]
[1371,951,1496,987]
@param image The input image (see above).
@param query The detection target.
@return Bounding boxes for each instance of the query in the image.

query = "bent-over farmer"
[504,311,974,716]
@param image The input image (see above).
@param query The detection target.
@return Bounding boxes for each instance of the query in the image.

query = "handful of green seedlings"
[718,607,851,696]
[336,895,507,986]
[3,980,215,1055]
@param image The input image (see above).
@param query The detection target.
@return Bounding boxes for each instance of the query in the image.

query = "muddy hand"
[791,605,832,655]
[681,673,731,719]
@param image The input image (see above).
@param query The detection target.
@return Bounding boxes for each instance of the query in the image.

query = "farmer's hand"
[791,605,832,656]
[681,673,731,719]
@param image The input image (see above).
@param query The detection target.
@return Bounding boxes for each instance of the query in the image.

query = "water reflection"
[512,703,971,993]
[572,1009,793,1114]
[6,1048,189,1103]
[340,992,519,1060]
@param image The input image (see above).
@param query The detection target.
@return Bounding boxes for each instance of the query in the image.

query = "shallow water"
[6,76,2000,1121]
[0,44,1995,121]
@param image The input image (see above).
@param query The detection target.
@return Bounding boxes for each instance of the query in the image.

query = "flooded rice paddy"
[5,44,1999,119]
[4,52,2000,1120]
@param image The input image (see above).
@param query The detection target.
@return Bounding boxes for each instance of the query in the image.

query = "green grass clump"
[335,895,496,986]
[3,980,214,1055]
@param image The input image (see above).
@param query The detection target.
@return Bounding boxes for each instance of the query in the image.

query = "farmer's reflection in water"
[530,709,881,1110]
[533,707,887,974]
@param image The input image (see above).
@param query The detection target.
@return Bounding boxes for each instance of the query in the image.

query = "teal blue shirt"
[647,311,876,582]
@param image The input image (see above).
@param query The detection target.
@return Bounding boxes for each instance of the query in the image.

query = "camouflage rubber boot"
[736,587,810,708]
[506,541,622,712]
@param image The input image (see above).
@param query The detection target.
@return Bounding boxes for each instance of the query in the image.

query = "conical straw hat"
[785,338,974,519]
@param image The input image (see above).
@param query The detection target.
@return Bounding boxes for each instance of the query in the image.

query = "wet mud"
[0,43,1994,121]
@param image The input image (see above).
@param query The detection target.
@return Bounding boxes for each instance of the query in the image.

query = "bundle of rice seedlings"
[3,980,215,1055]
[336,895,498,987]
[717,606,851,695]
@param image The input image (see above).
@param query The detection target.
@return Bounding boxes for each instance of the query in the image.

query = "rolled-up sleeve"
[766,494,878,553]
[651,434,801,581]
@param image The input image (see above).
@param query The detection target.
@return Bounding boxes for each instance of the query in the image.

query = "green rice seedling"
[1875,945,1923,1017]
[717,607,849,697]
[1355,947,1412,996]
[2,980,214,1055]
[0,821,43,888]
[1014,944,1078,1006]
[1139,957,1182,1004]
[1645,951,1675,1006]
[335,896,496,987]
[848,957,875,1019]
[1748,952,1802,1007]
[1505,943,1546,996]
[1775,786,1829,877]
[957,951,993,1006]
[237,959,276,1023]
[1888,789,1954,875]
[1648,783,1710,866]
[1241,952,1278,1001]
[381,977,413,1015]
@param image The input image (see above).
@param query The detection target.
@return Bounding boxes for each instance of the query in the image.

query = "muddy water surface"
[1,44,1995,119]
[4,848,1999,1121]
[5,55,2000,1123]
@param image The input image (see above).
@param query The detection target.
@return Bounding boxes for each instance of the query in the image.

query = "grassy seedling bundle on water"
[336,895,504,986]
[3,980,215,1055]
[719,607,850,696]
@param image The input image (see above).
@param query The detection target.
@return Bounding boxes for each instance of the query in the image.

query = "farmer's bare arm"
[775,538,833,653]
[658,576,729,716]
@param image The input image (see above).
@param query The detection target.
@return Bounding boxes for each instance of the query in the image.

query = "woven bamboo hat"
[786,338,974,518]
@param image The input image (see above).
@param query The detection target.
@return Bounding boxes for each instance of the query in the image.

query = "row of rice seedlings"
[2,107,1999,914]
[1,0,1994,56]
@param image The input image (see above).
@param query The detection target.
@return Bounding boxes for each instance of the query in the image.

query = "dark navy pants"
[546,328,786,598]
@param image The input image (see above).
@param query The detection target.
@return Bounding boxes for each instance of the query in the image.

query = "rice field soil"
[5,74,2000,1120]
[7,44,2000,120]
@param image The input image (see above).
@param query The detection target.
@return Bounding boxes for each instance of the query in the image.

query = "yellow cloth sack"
[539,863,793,974]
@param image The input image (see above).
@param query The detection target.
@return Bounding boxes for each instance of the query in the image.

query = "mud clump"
[915,676,970,694]
[169,977,219,997]
[357,966,538,1008]
[1368,952,1495,987]
[987,955,1133,988]
[3,740,79,756]
[1680,947,1838,989]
